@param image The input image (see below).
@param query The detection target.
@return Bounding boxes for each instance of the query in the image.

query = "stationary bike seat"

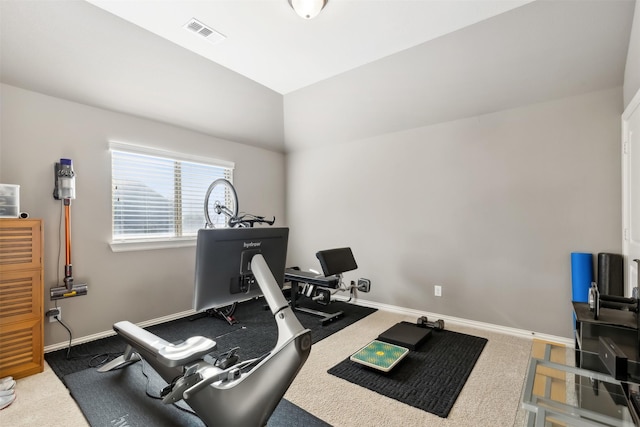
[113,321,217,367]
[158,336,217,367]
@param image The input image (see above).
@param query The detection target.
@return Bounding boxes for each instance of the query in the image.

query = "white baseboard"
[44,298,574,353]
[44,309,198,353]
[334,295,574,347]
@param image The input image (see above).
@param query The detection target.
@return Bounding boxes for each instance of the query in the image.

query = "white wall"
[0,84,286,346]
[286,88,622,338]
[625,1,640,108]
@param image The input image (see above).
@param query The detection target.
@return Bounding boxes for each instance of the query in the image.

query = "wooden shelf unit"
[0,218,44,379]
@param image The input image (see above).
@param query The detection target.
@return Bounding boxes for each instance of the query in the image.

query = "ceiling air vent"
[184,18,226,44]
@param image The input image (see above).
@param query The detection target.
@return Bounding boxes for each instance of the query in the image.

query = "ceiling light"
[288,0,328,19]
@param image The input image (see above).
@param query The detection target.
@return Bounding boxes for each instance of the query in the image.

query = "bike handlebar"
[228,214,275,228]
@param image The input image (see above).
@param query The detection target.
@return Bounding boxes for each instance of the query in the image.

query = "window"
[110,142,234,251]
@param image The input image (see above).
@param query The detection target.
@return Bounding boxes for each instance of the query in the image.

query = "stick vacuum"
[50,158,88,300]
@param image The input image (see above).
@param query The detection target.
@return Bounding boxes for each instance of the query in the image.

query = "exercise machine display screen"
[193,227,289,312]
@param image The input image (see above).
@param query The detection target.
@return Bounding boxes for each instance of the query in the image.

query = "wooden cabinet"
[0,219,44,379]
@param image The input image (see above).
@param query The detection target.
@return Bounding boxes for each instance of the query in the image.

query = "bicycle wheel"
[204,179,239,228]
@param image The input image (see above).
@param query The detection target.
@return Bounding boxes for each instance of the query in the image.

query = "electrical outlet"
[357,278,371,292]
[434,285,442,297]
[46,307,61,323]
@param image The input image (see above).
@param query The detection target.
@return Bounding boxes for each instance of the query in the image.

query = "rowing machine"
[99,255,311,426]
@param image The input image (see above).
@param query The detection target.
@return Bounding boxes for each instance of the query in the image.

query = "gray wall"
[286,88,622,339]
[0,84,286,346]
[625,1,640,108]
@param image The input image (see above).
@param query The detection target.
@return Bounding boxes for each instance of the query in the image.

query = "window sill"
[109,237,196,252]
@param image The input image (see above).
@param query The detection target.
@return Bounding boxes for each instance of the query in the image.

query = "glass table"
[520,342,640,426]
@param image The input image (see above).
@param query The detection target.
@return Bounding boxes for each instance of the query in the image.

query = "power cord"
[54,316,74,360]
[54,316,122,367]
[330,277,355,302]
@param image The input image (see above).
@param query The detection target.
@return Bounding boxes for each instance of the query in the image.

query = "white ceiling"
[86,0,534,94]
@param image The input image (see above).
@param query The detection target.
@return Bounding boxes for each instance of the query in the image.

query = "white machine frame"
[99,255,312,426]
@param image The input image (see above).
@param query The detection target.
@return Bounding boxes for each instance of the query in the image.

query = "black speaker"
[598,253,624,296]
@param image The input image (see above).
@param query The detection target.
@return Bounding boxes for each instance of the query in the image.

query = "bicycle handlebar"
[228,214,275,228]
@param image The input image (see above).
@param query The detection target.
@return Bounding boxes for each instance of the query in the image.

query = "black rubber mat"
[328,329,487,418]
[46,297,377,379]
[53,297,376,426]
[64,359,330,427]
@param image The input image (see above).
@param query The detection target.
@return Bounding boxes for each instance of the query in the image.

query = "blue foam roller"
[571,252,593,302]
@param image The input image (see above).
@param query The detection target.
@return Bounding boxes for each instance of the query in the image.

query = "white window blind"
[110,143,233,244]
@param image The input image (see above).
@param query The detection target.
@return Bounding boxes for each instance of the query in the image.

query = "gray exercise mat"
[64,361,330,427]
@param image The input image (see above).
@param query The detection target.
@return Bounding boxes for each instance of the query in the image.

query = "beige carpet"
[0,363,89,427]
[285,310,532,426]
[1,309,534,426]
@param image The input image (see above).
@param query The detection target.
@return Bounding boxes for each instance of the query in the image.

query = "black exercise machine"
[285,247,368,325]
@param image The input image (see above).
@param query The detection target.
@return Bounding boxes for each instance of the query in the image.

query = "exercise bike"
[202,178,275,324]
[99,179,311,427]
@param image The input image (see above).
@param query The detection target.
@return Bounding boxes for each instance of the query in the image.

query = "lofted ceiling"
[85,0,534,95]
[0,0,635,152]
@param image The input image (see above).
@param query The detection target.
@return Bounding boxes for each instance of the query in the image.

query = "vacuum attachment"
[50,283,88,300]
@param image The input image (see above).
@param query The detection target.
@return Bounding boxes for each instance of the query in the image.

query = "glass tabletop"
[520,343,640,426]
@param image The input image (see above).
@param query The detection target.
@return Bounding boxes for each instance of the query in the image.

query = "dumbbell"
[417,316,445,331]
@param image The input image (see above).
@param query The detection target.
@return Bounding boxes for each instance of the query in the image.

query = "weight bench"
[284,247,360,325]
[99,255,311,427]
[285,268,342,325]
